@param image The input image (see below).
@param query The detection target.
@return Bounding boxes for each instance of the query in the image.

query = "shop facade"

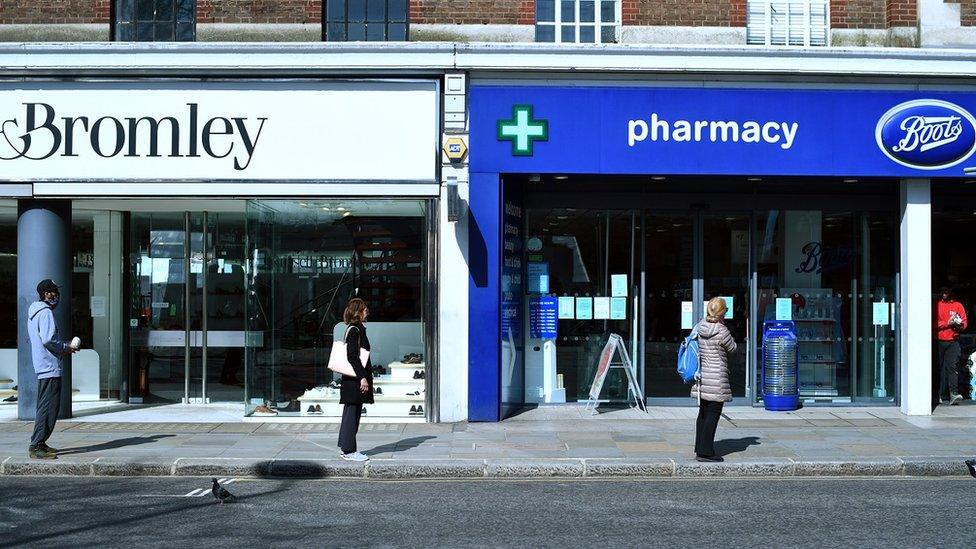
[467,80,974,421]
[1,73,454,422]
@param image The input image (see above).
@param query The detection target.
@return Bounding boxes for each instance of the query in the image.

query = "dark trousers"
[695,399,724,458]
[938,340,962,399]
[30,377,61,449]
[338,403,363,454]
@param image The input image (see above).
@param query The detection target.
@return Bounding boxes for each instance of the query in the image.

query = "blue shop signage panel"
[529,296,558,339]
[470,85,976,177]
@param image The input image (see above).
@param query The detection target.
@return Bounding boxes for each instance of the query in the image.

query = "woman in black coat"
[338,298,373,461]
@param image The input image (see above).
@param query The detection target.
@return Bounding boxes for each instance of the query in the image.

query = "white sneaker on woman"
[340,451,369,462]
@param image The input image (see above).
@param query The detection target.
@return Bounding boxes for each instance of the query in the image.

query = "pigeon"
[212,478,234,504]
[966,459,976,479]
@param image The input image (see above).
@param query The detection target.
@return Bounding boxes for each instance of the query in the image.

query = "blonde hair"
[705,297,728,323]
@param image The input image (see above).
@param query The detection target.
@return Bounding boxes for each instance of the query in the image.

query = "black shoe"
[413,371,421,380]
[374,387,383,395]
[416,405,424,416]
[695,454,724,463]
[2,395,16,403]
[361,407,367,416]
[409,405,417,415]
[307,405,316,414]
[314,405,323,414]
[419,371,426,379]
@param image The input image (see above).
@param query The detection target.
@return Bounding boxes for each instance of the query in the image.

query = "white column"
[900,179,932,416]
[438,174,469,422]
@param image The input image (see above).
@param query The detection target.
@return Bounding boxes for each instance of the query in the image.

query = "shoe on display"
[361,407,367,416]
[950,394,963,405]
[340,451,369,462]
[416,405,424,415]
[252,405,278,417]
[409,405,418,415]
[406,390,420,396]
[329,381,341,389]
[413,371,422,380]
[2,395,16,403]
[314,405,323,414]
[419,371,426,379]
[306,405,316,414]
[374,387,383,395]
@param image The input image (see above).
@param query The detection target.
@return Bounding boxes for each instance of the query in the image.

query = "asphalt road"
[0,477,972,548]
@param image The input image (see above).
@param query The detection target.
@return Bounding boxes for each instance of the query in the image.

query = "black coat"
[340,322,374,405]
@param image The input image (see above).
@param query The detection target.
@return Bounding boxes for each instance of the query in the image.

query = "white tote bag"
[328,325,370,377]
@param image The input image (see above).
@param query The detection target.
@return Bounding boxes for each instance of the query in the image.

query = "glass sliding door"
[702,214,751,398]
[524,208,640,404]
[755,210,855,403]
[643,213,695,399]
[854,213,897,402]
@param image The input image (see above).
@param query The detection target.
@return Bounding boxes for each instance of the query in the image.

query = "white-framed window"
[535,0,621,44]
[747,1,829,46]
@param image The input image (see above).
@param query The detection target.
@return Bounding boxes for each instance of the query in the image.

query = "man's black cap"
[36,279,60,294]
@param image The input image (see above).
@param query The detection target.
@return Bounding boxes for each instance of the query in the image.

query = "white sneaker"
[340,451,369,462]
[950,394,963,405]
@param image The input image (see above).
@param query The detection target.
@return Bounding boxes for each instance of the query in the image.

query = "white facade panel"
[0,80,438,185]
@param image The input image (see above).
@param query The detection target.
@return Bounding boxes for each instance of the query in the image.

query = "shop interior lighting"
[651,176,666,181]
[747,177,762,182]
[553,175,569,180]
[843,178,859,183]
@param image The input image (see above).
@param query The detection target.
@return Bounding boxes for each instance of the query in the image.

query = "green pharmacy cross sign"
[497,105,548,156]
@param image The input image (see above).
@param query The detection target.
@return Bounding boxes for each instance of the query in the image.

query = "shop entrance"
[518,177,900,408]
[128,209,247,404]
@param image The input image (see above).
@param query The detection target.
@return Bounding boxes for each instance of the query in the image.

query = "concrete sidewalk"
[1,404,974,479]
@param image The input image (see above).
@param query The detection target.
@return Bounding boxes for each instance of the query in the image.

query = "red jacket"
[936,300,968,341]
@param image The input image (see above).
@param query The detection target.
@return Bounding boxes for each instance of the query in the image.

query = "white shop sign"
[0,81,437,182]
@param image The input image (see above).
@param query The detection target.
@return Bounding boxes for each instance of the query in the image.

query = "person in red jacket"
[935,286,968,405]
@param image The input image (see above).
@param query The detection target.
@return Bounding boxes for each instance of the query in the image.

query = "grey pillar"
[17,199,72,421]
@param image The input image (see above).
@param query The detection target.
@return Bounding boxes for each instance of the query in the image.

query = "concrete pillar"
[17,199,73,421]
[899,179,932,416]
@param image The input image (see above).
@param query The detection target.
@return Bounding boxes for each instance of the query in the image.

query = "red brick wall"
[831,1,885,30]
[945,2,976,27]
[631,0,741,27]
[198,1,320,24]
[885,0,917,27]
[0,1,320,25]
[0,0,110,24]
[410,0,529,25]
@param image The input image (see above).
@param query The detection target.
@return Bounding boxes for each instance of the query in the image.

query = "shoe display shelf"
[297,373,426,417]
[388,361,426,381]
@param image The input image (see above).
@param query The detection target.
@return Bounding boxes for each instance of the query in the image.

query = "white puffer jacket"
[691,320,736,403]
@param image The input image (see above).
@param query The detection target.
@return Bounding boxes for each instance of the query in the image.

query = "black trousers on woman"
[338,403,363,454]
[695,400,725,458]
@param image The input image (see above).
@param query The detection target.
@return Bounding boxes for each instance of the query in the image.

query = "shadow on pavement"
[57,434,177,456]
[363,436,437,456]
[714,436,761,457]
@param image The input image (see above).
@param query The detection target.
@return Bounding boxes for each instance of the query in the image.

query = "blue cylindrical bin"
[762,320,799,411]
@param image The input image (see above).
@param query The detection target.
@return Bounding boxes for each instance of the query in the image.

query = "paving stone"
[2,456,96,476]
[485,459,585,478]
[584,459,673,477]
[900,457,971,477]
[793,458,902,477]
[173,457,272,477]
[368,459,485,479]
[674,458,795,478]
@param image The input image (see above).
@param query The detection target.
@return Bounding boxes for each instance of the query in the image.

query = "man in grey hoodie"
[27,279,77,460]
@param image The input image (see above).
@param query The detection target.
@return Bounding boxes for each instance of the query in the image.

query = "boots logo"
[0,102,267,171]
[876,99,976,170]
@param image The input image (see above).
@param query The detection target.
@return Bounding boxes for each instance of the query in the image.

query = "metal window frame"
[537,0,622,45]
[322,0,411,42]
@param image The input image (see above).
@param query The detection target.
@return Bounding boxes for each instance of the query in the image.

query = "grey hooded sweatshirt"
[27,301,68,379]
[691,320,736,403]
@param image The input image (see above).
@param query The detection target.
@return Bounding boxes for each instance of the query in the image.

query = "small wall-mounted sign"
[443,137,468,163]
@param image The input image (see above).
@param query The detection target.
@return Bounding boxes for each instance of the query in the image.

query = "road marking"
[184,488,205,497]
